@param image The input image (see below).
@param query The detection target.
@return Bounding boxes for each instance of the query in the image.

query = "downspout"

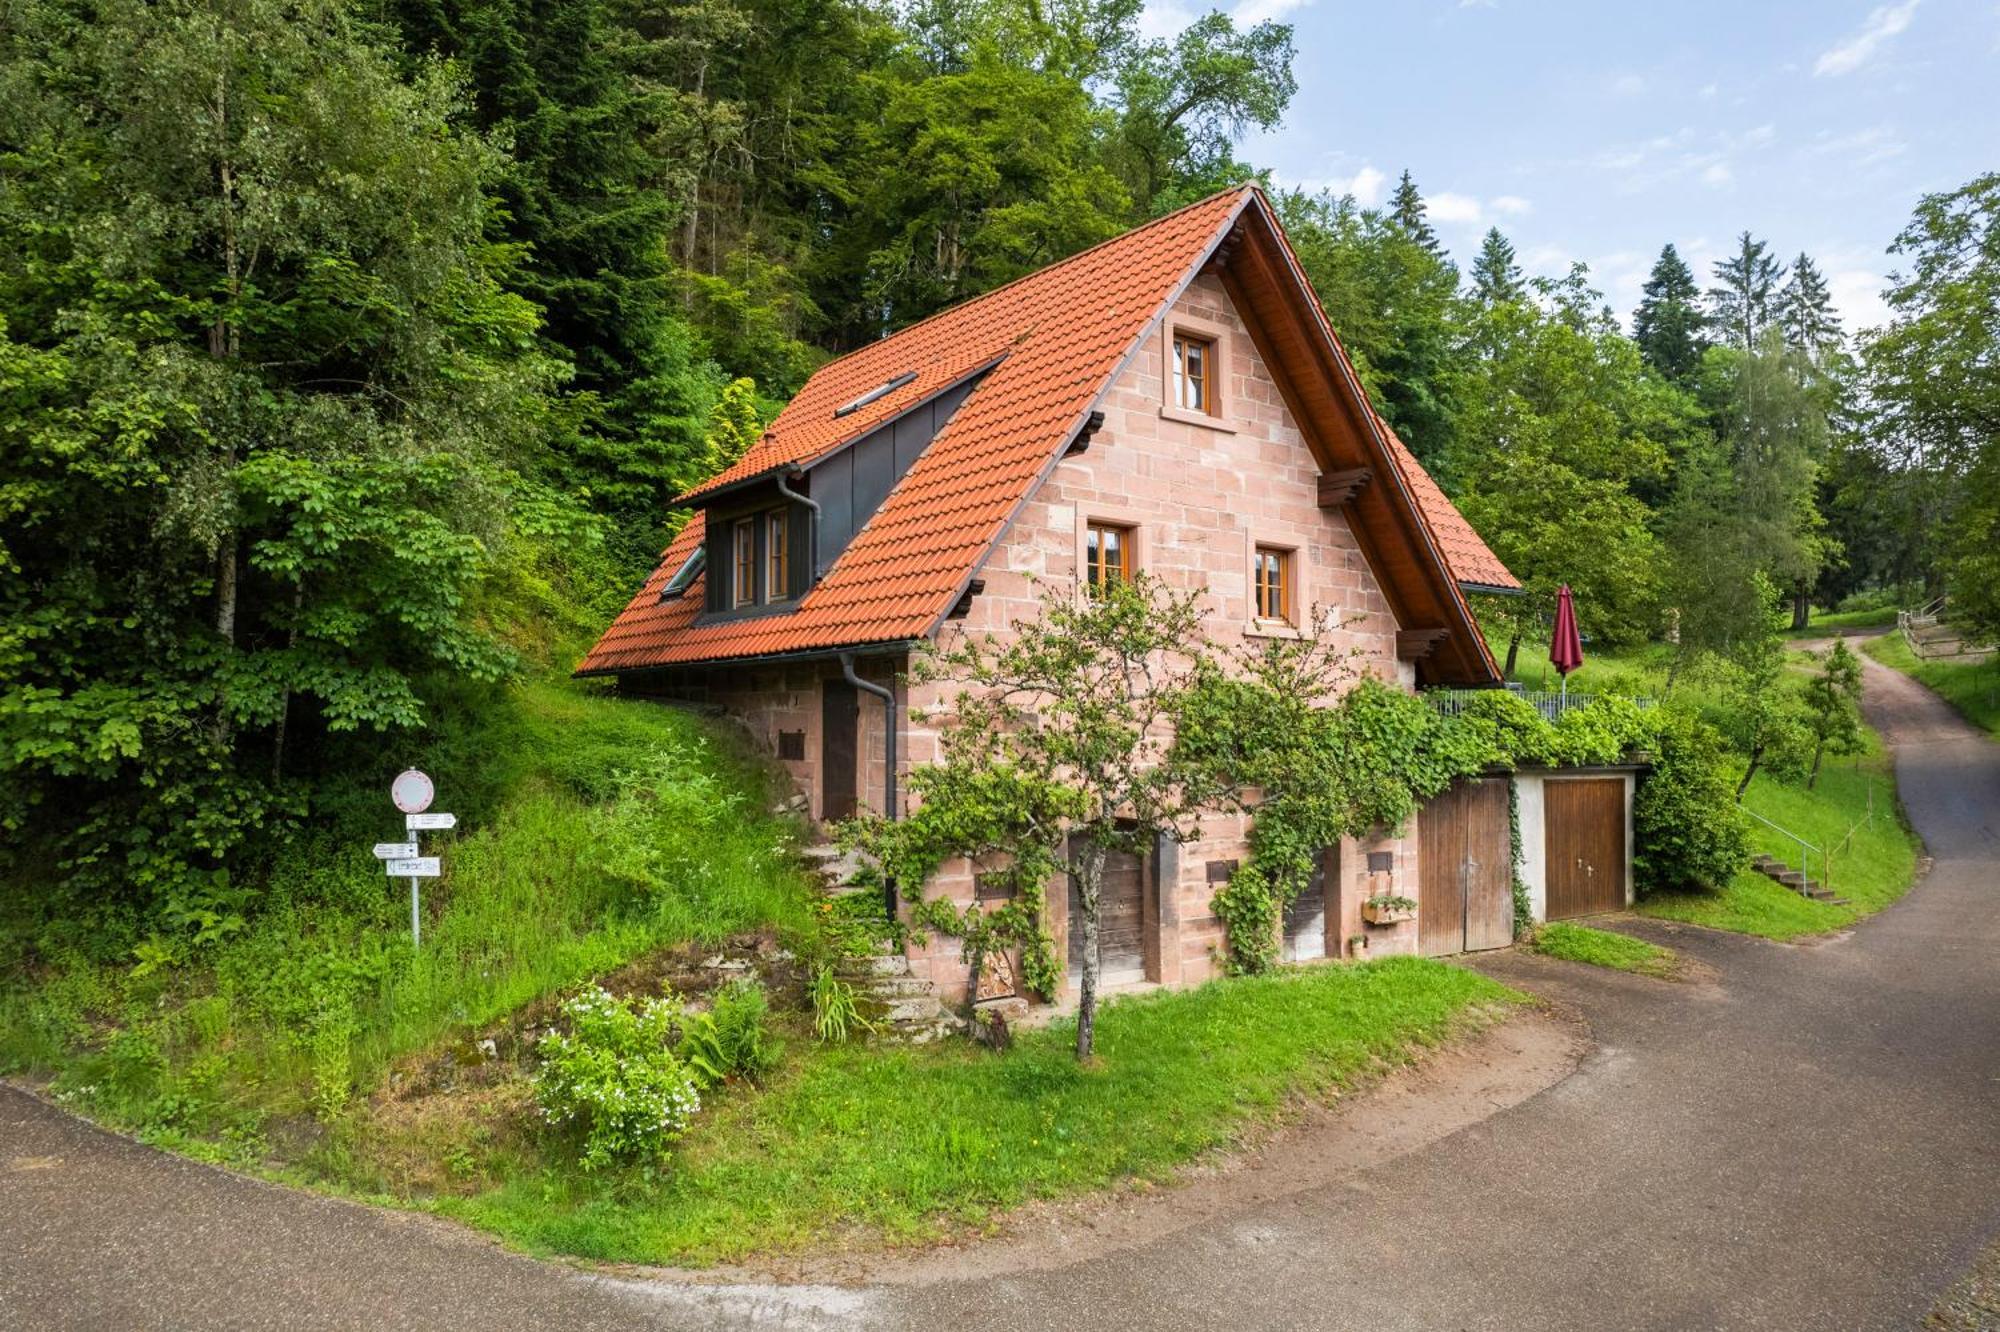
[774,469,821,583]
[840,652,898,919]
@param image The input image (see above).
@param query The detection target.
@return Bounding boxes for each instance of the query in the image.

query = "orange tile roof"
[577,186,1512,677]
[1373,411,1520,592]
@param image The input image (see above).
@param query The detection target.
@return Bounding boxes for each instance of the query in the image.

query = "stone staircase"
[1750,853,1850,906]
[800,841,965,1043]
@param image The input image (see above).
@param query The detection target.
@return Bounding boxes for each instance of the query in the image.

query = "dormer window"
[732,520,757,608]
[704,496,810,617]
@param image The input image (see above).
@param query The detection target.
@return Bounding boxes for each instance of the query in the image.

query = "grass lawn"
[1531,923,1677,978]
[415,958,1520,1265]
[0,678,820,1141]
[1863,633,2000,739]
[1638,723,1919,940]
[1784,605,1899,637]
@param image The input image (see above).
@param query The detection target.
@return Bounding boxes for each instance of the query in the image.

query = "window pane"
[734,521,756,606]
[1185,339,1207,412]
[767,511,789,600]
[1086,523,1132,593]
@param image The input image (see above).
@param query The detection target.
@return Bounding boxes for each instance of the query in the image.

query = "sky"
[1141,0,2000,333]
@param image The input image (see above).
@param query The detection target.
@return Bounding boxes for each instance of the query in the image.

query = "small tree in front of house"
[1801,639,1866,788]
[847,575,1219,1061]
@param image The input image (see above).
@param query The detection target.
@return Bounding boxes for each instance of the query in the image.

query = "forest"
[1,0,1996,948]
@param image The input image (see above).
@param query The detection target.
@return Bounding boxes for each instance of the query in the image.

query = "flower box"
[1361,899,1416,926]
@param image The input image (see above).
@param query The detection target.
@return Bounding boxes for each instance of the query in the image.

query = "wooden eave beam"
[1316,467,1372,509]
[1396,627,1451,662]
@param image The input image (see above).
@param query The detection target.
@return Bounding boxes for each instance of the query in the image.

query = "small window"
[1253,545,1292,623]
[766,510,790,601]
[777,730,806,761]
[1085,522,1133,593]
[732,520,756,608]
[1172,332,1214,414]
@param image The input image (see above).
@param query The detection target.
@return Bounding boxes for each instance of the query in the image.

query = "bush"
[534,986,701,1169]
[1634,708,1750,893]
[678,978,780,1087]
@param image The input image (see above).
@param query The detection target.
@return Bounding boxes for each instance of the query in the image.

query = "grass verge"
[1638,722,1918,940]
[1863,633,2000,739]
[411,958,1520,1265]
[1530,923,1677,978]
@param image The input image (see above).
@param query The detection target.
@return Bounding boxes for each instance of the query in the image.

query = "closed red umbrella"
[1550,584,1584,698]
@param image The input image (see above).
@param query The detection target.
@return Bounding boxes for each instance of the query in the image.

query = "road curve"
[4,648,1997,1331]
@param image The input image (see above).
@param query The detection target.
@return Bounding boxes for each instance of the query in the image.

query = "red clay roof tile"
[577,186,1513,677]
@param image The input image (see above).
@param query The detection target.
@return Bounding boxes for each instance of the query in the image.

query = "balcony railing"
[1424,687,1656,722]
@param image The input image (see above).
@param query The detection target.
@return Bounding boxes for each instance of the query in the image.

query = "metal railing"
[1425,688,1656,722]
[1743,806,1829,891]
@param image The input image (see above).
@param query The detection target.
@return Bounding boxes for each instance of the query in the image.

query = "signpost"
[383,769,452,949]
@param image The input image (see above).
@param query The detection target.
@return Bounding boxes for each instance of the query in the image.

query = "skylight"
[657,548,705,601]
[833,371,917,418]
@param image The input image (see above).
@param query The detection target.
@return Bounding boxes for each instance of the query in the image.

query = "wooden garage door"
[1419,778,1512,957]
[1069,849,1146,985]
[1545,778,1626,920]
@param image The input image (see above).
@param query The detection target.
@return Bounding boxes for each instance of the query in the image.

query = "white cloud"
[1701,162,1733,187]
[1814,0,1920,77]
[1235,0,1315,24]
[1699,81,1721,100]
[1490,195,1533,217]
[1343,164,1388,205]
[1806,124,1908,167]
[1428,192,1485,224]
[1141,0,1315,37]
[1610,72,1647,97]
[1459,0,1497,8]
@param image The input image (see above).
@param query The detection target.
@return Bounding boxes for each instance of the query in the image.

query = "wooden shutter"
[788,500,814,599]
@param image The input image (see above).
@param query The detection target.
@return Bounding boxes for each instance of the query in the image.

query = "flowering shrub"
[533,986,701,1170]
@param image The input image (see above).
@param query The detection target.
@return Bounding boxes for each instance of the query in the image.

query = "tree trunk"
[1791,584,1810,632]
[1503,632,1520,680]
[1073,841,1104,1061]
[1735,747,1764,801]
[1807,739,1825,790]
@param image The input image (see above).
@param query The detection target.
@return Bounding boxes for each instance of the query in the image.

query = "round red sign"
[391,769,434,815]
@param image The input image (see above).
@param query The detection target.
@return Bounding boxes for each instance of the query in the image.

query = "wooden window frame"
[1253,544,1293,624]
[732,518,757,608]
[1159,315,1234,431]
[765,510,790,603]
[1085,520,1135,595]
[1171,331,1215,415]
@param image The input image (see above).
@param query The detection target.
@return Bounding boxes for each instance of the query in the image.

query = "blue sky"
[1142,0,2000,331]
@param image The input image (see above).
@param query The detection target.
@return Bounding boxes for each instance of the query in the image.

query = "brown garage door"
[1419,778,1513,957]
[1545,778,1626,919]
[1069,849,1146,985]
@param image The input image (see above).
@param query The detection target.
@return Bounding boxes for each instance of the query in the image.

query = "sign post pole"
[390,769,440,951]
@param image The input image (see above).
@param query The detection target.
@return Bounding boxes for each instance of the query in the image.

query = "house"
[578,184,1627,1000]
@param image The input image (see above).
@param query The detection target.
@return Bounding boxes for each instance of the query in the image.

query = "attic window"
[657,548,704,602]
[833,371,917,418]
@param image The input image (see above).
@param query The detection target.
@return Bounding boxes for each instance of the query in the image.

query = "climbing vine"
[1508,777,1532,938]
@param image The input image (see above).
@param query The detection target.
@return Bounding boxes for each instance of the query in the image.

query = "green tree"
[0,0,559,919]
[1779,252,1844,360]
[1800,640,1865,788]
[1390,169,1442,255]
[1708,231,1786,350]
[1450,272,1696,672]
[1863,173,2000,641]
[1633,243,1707,384]
[1470,228,1524,306]
[1700,635,1812,799]
[700,377,766,477]
[848,576,1221,1060]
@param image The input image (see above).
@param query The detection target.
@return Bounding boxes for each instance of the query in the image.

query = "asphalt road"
[4,649,1997,1331]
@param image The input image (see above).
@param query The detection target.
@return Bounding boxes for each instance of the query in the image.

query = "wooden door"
[1069,849,1146,985]
[1420,778,1512,957]
[1545,779,1626,919]
[820,679,858,822]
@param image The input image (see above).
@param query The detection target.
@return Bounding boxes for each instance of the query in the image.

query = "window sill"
[1244,619,1302,640]
[1160,404,1235,433]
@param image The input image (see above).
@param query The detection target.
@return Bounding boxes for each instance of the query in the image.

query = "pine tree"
[1470,228,1524,305]
[1633,243,1708,383]
[1708,231,1786,350]
[1779,253,1844,359]
[1390,169,1442,255]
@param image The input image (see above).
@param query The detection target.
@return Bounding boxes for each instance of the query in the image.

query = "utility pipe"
[841,652,899,918]
[774,469,821,583]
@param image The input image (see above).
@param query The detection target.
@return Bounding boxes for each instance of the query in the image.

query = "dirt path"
[6,651,1999,1330]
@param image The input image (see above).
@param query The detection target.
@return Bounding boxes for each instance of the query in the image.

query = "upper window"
[765,511,790,602]
[1172,332,1215,415]
[732,520,757,608]
[1253,545,1292,623]
[1086,522,1134,594]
